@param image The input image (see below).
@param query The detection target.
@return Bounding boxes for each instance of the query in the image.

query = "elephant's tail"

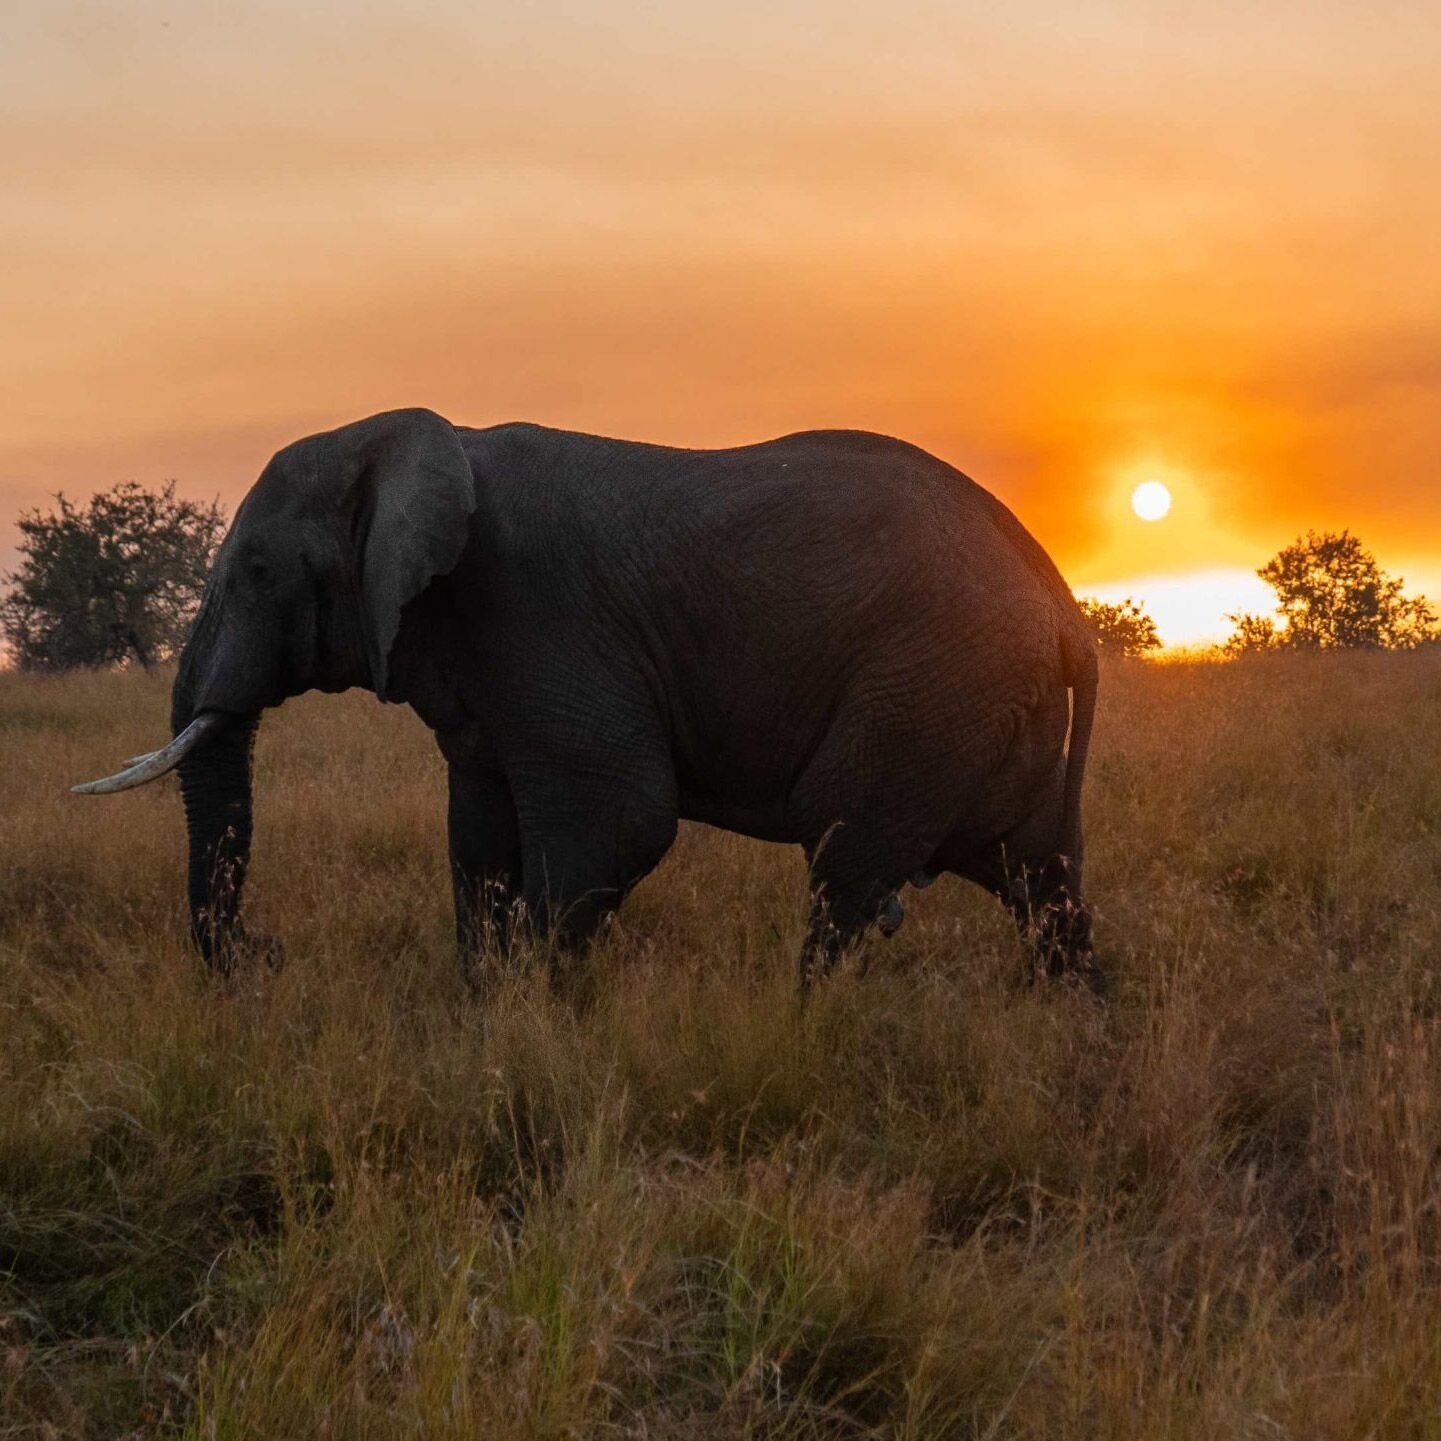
[1060,626,1099,889]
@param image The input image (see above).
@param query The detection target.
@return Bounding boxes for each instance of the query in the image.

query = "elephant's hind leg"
[939,826,1100,992]
[799,830,909,991]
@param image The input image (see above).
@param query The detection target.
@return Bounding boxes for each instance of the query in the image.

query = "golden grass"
[3,652,1441,1437]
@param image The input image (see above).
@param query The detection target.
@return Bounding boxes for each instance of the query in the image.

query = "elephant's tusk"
[71,713,227,795]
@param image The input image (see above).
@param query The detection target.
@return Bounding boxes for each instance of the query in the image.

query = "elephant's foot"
[877,892,905,938]
[798,872,903,993]
[1028,893,1104,998]
[203,923,286,978]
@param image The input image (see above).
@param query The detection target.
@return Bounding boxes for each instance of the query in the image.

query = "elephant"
[74,408,1101,991]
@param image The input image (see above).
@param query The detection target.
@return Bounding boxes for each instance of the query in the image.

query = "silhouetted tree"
[1224,610,1284,656]
[1226,529,1437,656]
[1,482,225,671]
[1078,596,1162,658]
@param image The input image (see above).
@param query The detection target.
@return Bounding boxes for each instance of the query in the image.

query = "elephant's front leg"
[510,764,678,959]
[447,765,522,983]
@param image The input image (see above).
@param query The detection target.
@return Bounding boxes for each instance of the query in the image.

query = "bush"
[1077,596,1162,657]
[1,482,225,671]
[1227,530,1437,655]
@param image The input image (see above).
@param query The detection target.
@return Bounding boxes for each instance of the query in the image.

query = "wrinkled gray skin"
[167,408,1100,990]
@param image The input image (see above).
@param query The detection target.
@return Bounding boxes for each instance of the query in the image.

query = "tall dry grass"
[2,652,1441,1437]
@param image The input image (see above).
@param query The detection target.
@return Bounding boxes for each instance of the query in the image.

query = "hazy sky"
[4,0,1439,642]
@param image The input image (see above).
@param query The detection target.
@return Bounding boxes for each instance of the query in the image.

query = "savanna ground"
[3,654,1441,1439]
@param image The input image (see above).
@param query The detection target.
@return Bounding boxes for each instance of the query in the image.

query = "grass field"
[3,653,1441,1438]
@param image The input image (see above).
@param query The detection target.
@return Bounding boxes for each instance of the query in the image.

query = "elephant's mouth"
[71,711,229,794]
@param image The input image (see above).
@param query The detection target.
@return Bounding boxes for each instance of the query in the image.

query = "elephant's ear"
[336,408,476,700]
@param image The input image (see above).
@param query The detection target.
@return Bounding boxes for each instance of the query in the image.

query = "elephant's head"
[73,407,476,967]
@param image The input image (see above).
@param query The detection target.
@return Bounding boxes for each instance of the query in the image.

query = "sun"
[1131,480,1172,522]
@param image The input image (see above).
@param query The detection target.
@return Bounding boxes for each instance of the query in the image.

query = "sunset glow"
[1085,569,1277,650]
[2,1,1439,653]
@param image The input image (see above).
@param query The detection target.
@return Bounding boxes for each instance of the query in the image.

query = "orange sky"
[3,0,1439,644]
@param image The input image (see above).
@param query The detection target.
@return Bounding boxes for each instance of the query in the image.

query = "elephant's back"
[463,421,989,511]
[462,419,1078,637]
[677,431,1066,612]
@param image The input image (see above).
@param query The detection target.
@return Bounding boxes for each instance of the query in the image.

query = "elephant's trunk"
[169,608,264,968]
[175,711,260,969]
